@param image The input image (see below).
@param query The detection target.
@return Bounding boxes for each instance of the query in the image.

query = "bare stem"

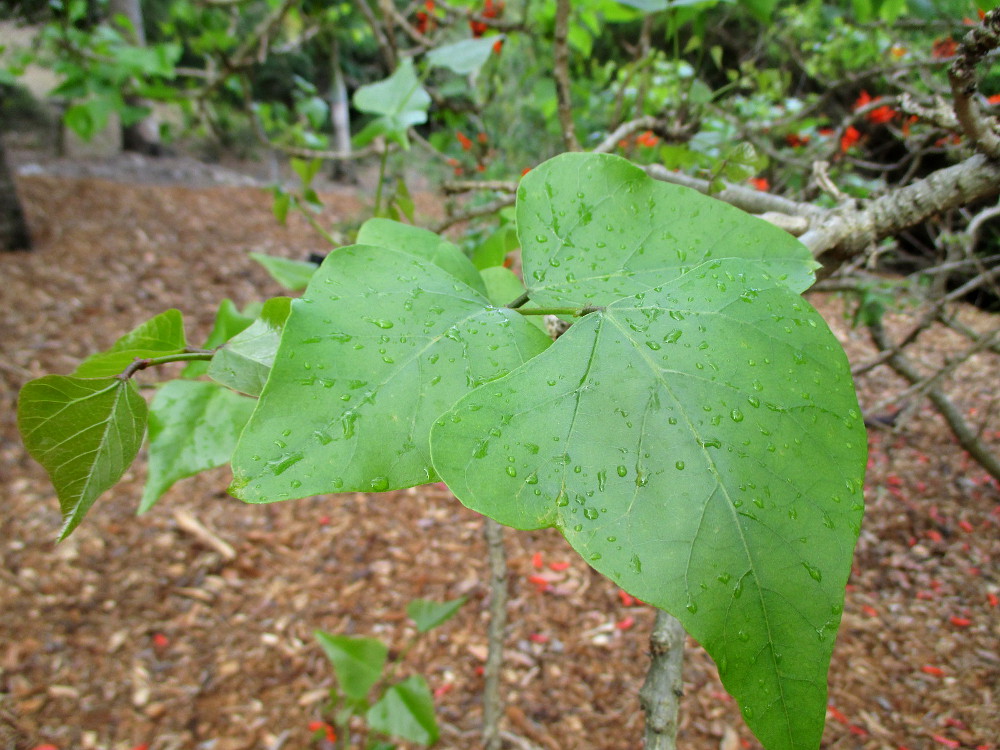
[639,610,686,750]
[553,0,580,152]
[118,351,214,380]
[482,518,508,750]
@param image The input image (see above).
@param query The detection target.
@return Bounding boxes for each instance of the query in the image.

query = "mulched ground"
[0,155,997,750]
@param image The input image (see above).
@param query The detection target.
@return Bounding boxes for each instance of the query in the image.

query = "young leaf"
[140,381,256,513]
[352,58,430,148]
[208,297,291,397]
[315,631,388,702]
[249,252,319,291]
[182,299,256,378]
[229,245,550,502]
[366,675,439,746]
[18,375,148,539]
[356,218,488,296]
[426,37,502,76]
[516,153,818,307]
[74,309,186,377]
[406,597,467,633]
[431,260,867,750]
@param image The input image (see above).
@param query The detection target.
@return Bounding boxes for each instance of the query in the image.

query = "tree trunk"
[108,0,162,155]
[0,137,32,251]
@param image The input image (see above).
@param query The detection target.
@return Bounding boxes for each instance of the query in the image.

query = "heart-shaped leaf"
[431,260,866,750]
[18,375,148,539]
[517,153,817,307]
[140,380,256,513]
[315,631,388,702]
[426,36,503,75]
[75,309,186,377]
[229,245,550,501]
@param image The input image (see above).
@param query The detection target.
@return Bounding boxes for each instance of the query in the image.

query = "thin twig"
[482,518,508,750]
[869,319,1000,481]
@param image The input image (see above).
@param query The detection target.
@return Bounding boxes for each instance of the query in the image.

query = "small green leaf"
[517,153,817,307]
[208,297,291,397]
[182,299,256,378]
[230,246,549,501]
[315,631,388,702]
[353,58,430,146]
[406,597,467,633]
[366,676,439,746]
[471,226,517,270]
[140,381,256,513]
[249,252,319,291]
[18,375,148,539]
[479,267,546,332]
[75,309,187,377]
[356,218,487,296]
[426,37,502,76]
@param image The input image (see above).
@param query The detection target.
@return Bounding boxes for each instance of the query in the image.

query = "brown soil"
[0,157,998,750]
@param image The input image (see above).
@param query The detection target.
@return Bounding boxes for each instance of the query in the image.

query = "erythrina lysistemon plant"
[17,152,866,750]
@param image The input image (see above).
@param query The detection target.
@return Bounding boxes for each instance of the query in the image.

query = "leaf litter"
[0,156,997,750]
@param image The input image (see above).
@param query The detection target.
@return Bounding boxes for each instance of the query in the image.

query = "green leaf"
[356,218,488,296]
[208,297,291,397]
[353,58,430,138]
[75,309,187,378]
[18,375,148,539]
[140,380,256,513]
[315,631,388,702]
[250,252,319,291]
[472,226,518,270]
[182,299,256,378]
[406,597,466,633]
[366,676,439,746]
[516,153,817,307]
[229,246,550,501]
[426,37,502,76]
[431,259,867,750]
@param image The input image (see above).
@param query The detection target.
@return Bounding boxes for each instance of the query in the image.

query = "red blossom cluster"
[470,0,503,37]
[854,90,897,125]
[932,36,957,59]
[617,130,659,150]
[414,0,435,34]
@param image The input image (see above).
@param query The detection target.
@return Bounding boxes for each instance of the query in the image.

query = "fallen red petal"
[531,552,543,569]
[932,735,960,749]
[921,665,944,676]
[949,616,971,627]
[549,561,570,571]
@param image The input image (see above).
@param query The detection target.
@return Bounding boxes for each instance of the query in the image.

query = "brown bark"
[0,137,32,251]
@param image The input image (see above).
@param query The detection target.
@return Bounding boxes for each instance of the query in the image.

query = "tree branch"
[553,0,580,152]
[868,319,1000,481]
[639,610,686,750]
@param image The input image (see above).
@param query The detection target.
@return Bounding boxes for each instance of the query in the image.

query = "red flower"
[902,115,918,136]
[853,90,873,110]
[415,11,429,33]
[470,19,488,36]
[425,0,435,10]
[988,94,1000,105]
[636,130,659,147]
[840,126,861,152]
[492,38,503,54]
[785,133,810,148]
[308,721,336,742]
[932,37,957,59]
[748,177,769,192]
[477,131,488,144]
[521,166,531,176]
[456,132,472,151]
[867,105,896,124]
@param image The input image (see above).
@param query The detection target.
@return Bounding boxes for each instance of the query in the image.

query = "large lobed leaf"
[229,244,551,501]
[516,153,818,307]
[431,259,866,750]
[18,375,148,539]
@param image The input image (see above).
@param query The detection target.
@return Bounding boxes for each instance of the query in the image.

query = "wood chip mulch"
[1,164,997,750]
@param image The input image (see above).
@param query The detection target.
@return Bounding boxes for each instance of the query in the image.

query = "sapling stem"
[118,351,214,380]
